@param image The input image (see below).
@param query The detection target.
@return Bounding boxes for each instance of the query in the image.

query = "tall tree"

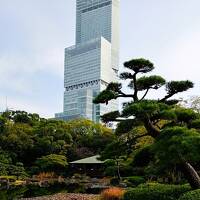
[94,58,200,189]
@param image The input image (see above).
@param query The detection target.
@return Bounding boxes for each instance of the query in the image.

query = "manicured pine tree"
[94,58,200,189]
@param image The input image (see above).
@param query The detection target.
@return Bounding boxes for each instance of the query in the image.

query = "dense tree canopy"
[0,111,114,177]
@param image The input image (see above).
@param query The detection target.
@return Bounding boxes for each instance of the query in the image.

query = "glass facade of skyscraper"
[55,0,120,123]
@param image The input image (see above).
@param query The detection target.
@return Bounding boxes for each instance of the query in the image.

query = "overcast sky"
[0,0,200,117]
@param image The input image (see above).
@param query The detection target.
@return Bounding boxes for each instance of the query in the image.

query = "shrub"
[101,187,125,200]
[132,146,154,167]
[105,159,116,167]
[178,189,200,200]
[125,176,145,186]
[124,183,191,200]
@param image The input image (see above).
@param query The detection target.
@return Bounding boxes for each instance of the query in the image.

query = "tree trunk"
[144,118,160,138]
[116,160,121,181]
[181,162,200,189]
[133,73,139,102]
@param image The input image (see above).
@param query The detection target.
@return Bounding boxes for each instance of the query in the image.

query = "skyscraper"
[55,0,120,123]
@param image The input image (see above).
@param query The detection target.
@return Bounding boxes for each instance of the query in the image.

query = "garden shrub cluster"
[124,183,191,200]
[178,189,200,200]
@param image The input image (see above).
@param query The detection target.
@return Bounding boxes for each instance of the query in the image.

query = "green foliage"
[0,123,34,163]
[3,110,41,125]
[0,186,28,200]
[178,189,200,200]
[33,120,73,159]
[190,119,200,129]
[0,112,113,176]
[0,163,8,176]
[0,163,28,179]
[152,127,200,167]
[166,81,194,96]
[0,150,12,165]
[124,183,191,200]
[123,58,154,73]
[122,100,159,118]
[105,166,118,177]
[8,163,28,179]
[104,164,134,178]
[0,116,6,133]
[122,100,174,121]
[93,90,117,104]
[35,154,68,173]
[115,119,142,135]
[120,72,134,80]
[132,146,154,167]
[175,108,198,124]
[101,111,120,123]
[125,176,146,186]
[104,159,116,167]
[65,119,113,158]
[129,75,166,90]
[100,140,127,160]
[0,150,28,178]
[164,100,180,105]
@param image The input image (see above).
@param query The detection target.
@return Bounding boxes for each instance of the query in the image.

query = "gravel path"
[20,193,99,200]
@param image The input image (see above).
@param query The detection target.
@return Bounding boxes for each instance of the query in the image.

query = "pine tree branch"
[118,90,126,96]
[139,89,149,101]
[159,93,174,102]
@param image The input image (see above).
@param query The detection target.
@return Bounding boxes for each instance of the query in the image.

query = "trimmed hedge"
[124,183,191,200]
[178,189,200,200]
